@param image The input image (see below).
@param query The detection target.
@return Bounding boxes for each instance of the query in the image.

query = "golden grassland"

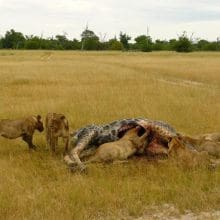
[0,50,220,219]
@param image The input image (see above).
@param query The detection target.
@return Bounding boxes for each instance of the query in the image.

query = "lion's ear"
[37,115,42,121]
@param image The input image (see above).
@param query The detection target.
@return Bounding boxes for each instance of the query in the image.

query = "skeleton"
[64,118,178,171]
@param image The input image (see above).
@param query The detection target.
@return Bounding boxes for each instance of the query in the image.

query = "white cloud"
[0,0,220,40]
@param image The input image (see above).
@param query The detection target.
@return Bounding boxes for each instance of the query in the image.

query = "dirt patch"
[130,204,220,220]
[157,78,205,87]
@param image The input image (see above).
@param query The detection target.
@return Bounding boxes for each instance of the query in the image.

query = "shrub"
[175,32,193,52]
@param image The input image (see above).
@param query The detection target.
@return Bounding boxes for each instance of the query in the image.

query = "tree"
[196,39,220,51]
[41,38,58,50]
[81,28,100,50]
[2,29,25,49]
[196,39,209,51]
[55,34,68,46]
[1,28,219,52]
[25,36,41,49]
[134,35,152,52]
[55,34,69,49]
[119,32,131,50]
[168,39,177,50]
[71,39,81,50]
[174,31,193,52]
[203,42,218,51]
[108,38,124,50]
[0,37,3,49]
[153,39,169,51]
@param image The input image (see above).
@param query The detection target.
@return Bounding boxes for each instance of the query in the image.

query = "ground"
[0,51,220,219]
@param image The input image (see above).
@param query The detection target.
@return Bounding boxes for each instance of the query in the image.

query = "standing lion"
[0,115,44,149]
[45,113,69,154]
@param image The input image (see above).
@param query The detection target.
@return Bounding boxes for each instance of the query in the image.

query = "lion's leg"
[22,135,36,149]
[50,130,54,152]
[51,136,57,153]
[63,136,69,154]
[46,128,50,150]
[55,137,58,149]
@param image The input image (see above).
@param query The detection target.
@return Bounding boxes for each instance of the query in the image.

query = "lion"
[168,137,210,168]
[195,132,220,142]
[45,113,69,153]
[84,126,149,164]
[180,134,220,158]
[0,115,44,149]
[198,141,220,158]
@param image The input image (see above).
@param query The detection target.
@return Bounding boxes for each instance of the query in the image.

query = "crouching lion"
[180,133,220,158]
[84,126,148,164]
[0,115,44,149]
[168,137,211,168]
[195,132,220,142]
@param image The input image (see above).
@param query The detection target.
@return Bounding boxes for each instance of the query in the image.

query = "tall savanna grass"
[0,50,220,219]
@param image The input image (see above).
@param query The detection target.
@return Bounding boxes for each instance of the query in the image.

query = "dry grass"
[0,50,220,219]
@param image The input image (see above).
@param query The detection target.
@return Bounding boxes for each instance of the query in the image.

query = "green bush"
[174,32,193,52]
[109,40,124,50]
[134,35,152,52]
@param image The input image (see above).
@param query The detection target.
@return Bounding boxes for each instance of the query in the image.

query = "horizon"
[0,0,220,41]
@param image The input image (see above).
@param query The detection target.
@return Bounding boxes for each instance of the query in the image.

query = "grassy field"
[0,50,220,219]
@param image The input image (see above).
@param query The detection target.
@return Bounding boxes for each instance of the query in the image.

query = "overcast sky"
[0,0,220,41]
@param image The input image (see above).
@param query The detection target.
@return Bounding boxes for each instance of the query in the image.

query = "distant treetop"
[0,29,219,52]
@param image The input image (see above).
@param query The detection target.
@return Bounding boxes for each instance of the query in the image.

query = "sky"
[0,0,220,41]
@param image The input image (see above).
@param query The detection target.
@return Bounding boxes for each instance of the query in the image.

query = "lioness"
[45,113,69,153]
[195,132,220,142]
[168,137,210,168]
[0,115,44,149]
[85,126,148,164]
[181,134,220,158]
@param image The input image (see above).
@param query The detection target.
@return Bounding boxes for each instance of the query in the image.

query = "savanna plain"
[0,50,220,219]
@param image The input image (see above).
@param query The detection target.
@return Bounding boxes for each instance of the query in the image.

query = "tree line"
[0,28,220,52]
